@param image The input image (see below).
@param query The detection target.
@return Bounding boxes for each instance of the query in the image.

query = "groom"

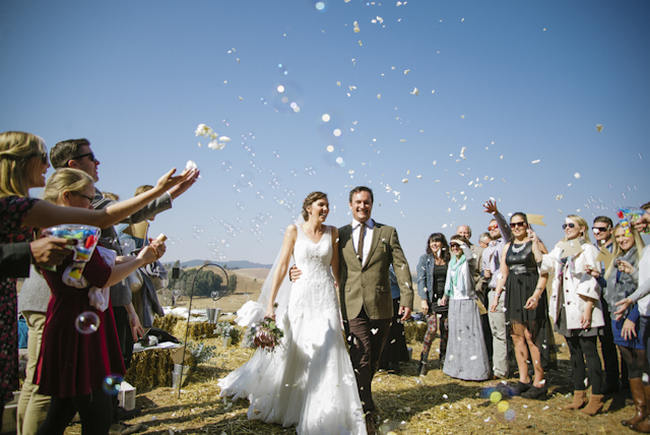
[294,186,413,429]
[339,186,413,422]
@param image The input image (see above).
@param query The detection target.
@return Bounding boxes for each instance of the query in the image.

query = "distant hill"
[166,259,272,269]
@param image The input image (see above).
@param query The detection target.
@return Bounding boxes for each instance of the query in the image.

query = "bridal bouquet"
[251,316,284,352]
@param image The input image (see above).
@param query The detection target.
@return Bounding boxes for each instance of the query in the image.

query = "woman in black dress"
[491,212,548,399]
[416,233,450,375]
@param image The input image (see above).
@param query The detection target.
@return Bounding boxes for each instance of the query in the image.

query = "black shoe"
[509,381,531,396]
[388,361,401,374]
[418,361,427,376]
[521,384,547,400]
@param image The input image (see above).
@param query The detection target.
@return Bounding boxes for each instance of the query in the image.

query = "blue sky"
[1,0,649,267]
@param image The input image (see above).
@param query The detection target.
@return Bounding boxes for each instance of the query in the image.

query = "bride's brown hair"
[302,191,328,220]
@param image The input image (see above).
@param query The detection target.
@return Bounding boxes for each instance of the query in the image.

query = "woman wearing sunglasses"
[601,224,647,428]
[541,215,605,415]
[490,212,548,398]
[0,131,187,426]
[440,235,490,381]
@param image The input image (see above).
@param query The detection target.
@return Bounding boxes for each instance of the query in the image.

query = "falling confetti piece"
[531,159,541,164]
[410,87,419,95]
[401,178,408,183]
[596,123,603,132]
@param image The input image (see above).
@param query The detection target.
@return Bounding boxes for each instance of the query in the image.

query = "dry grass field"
[58,268,636,434]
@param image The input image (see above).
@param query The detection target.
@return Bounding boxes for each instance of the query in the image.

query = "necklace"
[511,241,527,254]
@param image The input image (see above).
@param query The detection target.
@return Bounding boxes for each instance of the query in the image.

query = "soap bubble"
[220,160,233,172]
[102,374,123,395]
[75,311,100,335]
[489,391,502,403]
[321,113,331,122]
[504,409,516,421]
[272,82,303,114]
[277,63,289,76]
[314,1,326,12]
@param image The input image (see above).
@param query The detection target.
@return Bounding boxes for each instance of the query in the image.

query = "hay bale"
[403,320,427,343]
[153,314,181,334]
[125,348,175,392]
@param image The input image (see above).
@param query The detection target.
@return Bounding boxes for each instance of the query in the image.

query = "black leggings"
[619,345,649,379]
[37,390,113,435]
[566,335,604,394]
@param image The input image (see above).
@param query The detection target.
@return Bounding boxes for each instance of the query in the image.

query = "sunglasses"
[72,191,94,202]
[509,222,527,228]
[592,227,609,234]
[70,152,97,163]
[562,222,576,229]
[487,224,498,231]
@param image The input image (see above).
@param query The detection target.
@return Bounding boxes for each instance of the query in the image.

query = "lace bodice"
[289,225,338,316]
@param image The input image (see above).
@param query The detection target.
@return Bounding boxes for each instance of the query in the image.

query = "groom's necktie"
[357,222,366,263]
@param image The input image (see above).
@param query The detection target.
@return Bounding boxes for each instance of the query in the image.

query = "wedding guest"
[0,131,186,429]
[416,233,450,375]
[592,215,626,393]
[633,202,650,234]
[479,232,491,249]
[602,224,647,427]
[50,138,198,374]
[541,215,605,414]
[441,235,490,381]
[614,203,650,432]
[491,212,548,399]
[456,224,481,285]
[378,265,410,373]
[34,167,166,434]
[482,200,512,379]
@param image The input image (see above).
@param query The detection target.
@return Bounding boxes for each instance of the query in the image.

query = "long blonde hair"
[0,131,47,197]
[564,214,591,244]
[604,223,646,279]
[42,168,94,204]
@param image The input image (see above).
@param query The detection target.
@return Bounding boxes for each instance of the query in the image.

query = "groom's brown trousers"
[346,307,391,413]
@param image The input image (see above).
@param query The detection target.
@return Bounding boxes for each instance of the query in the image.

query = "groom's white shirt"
[351,218,375,267]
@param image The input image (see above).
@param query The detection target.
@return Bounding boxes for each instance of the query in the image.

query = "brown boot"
[565,390,587,410]
[622,378,646,427]
[581,394,604,416]
[631,384,650,432]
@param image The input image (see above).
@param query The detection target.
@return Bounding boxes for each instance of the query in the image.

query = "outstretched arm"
[267,225,298,317]
[22,168,192,229]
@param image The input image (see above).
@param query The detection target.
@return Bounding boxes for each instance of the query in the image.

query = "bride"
[218,192,367,434]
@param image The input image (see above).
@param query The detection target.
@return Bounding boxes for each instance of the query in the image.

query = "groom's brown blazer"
[338,221,414,320]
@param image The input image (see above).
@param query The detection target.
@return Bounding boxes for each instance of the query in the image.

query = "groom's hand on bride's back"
[289,264,302,282]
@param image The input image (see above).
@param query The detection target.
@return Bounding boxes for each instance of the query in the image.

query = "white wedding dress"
[218,225,367,435]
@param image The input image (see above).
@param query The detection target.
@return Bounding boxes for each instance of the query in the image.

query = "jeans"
[488,290,509,377]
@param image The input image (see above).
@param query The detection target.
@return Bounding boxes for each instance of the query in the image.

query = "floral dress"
[0,196,38,402]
